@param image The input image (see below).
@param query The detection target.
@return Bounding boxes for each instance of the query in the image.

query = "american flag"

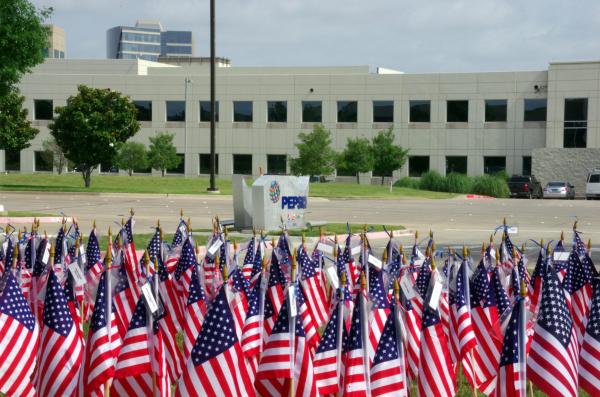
[0,273,39,397]
[264,249,287,339]
[343,279,369,396]
[468,261,501,395]
[417,269,456,397]
[298,245,328,329]
[579,278,600,395]
[120,217,140,281]
[228,267,250,340]
[183,266,207,362]
[296,281,320,347]
[314,299,346,395]
[528,250,545,314]
[401,277,422,381]
[35,270,84,396]
[86,229,103,284]
[370,301,407,397]
[496,293,526,397]
[171,219,187,248]
[112,249,140,341]
[554,238,569,279]
[491,267,511,320]
[574,230,588,256]
[368,268,391,364]
[241,278,263,358]
[562,249,593,345]
[527,261,579,397]
[242,237,256,280]
[83,271,119,395]
[248,241,264,288]
[54,225,66,265]
[176,286,255,397]
[449,260,476,363]
[173,237,197,306]
[110,297,154,396]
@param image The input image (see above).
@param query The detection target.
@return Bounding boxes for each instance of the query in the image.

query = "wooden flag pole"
[105,228,113,397]
[289,249,297,397]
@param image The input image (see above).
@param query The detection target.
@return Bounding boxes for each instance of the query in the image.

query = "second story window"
[233,101,253,122]
[302,101,322,123]
[133,100,152,121]
[372,100,393,122]
[447,100,468,122]
[267,101,287,122]
[200,101,219,122]
[485,99,507,122]
[166,101,185,122]
[34,99,53,120]
[524,99,547,122]
[409,100,430,122]
[337,101,357,123]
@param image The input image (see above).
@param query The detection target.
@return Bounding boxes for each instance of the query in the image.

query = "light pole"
[184,77,192,176]
[207,0,219,191]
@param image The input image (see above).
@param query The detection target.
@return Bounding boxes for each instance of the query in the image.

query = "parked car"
[586,169,600,200]
[508,175,543,198]
[543,181,575,199]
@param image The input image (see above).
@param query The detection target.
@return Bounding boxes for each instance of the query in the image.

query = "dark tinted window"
[233,154,252,174]
[35,151,53,172]
[373,101,393,122]
[267,155,287,175]
[267,101,287,123]
[233,101,253,122]
[200,101,219,122]
[564,98,587,148]
[34,99,53,120]
[548,182,567,187]
[337,101,357,122]
[199,154,219,174]
[589,174,600,183]
[484,156,506,174]
[447,100,468,122]
[167,154,185,174]
[100,162,118,173]
[133,101,152,121]
[166,101,185,122]
[485,99,507,122]
[409,100,430,122]
[564,128,587,148]
[565,98,587,121]
[446,156,467,174]
[409,156,430,177]
[302,101,322,123]
[524,99,547,121]
[522,156,532,176]
[5,151,20,171]
[509,176,529,182]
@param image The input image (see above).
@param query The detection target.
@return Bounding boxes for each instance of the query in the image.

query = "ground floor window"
[267,155,287,175]
[35,151,53,172]
[483,156,506,175]
[522,156,532,176]
[167,154,185,174]
[5,150,20,171]
[445,156,467,174]
[199,153,219,174]
[409,156,430,177]
[233,154,252,175]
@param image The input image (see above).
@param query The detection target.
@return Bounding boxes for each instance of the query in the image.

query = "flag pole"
[289,248,297,397]
[360,272,371,397]
[337,272,346,397]
[393,279,407,397]
[518,280,527,397]
[462,246,477,397]
[105,227,113,397]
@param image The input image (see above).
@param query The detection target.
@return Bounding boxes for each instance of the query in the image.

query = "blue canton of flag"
[491,268,511,316]
[174,238,196,280]
[86,231,101,271]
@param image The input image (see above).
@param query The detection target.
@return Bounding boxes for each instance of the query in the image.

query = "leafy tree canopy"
[371,127,409,184]
[49,85,140,187]
[290,124,336,178]
[0,87,38,151]
[337,137,374,183]
[115,141,148,176]
[147,132,181,176]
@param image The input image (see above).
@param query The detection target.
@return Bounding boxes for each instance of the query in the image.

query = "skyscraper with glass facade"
[107,20,194,61]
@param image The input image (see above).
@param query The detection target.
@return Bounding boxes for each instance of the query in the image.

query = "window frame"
[484,99,507,122]
[302,101,322,123]
[337,100,358,123]
[166,100,186,122]
[233,101,253,122]
[523,98,547,122]
[372,100,394,123]
[267,101,288,123]
[446,100,469,123]
[408,156,430,177]
[133,100,152,121]
[409,100,431,123]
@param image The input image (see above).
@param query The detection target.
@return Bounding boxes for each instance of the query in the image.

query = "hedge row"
[394,171,510,198]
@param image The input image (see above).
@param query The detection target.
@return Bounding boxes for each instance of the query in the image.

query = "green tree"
[337,137,374,184]
[0,87,38,151]
[49,85,140,187]
[41,137,70,174]
[115,141,148,176]
[289,124,336,179]
[147,132,181,176]
[0,0,52,96]
[371,127,409,185]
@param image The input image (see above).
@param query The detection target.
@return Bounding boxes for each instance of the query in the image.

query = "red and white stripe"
[579,328,600,395]
[0,313,39,397]
[159,312,184,383]
[569,283,593,345]
[110,326,153,396]
[371,356,407,397]
[35,320,84,396]
[368,307,390,364]
[183,298,206,361]
[470,306,501,393]
[343,344,368,396]
[403,304,421,380]
[449,301,476,362]
[300,275,328,328]
[314,347,339,395]
[417,322,456,397]
[84,312,120,394]
[242,311,261,358]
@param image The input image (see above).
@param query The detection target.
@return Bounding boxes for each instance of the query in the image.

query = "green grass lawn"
[268,223,404,237]
[0,173,457,199]
[4,210,55,217]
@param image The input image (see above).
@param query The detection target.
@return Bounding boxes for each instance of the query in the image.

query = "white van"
[586,169,600,199]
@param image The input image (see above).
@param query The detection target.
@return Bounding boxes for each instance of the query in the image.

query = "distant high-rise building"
[44,24,66,59]
[107,20,195,61]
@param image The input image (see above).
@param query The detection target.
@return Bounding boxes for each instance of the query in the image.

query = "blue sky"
[32,0,600,72]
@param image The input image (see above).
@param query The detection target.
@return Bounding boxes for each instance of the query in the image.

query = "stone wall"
[532,148,600,197]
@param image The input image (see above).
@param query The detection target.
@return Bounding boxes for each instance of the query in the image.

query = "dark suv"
[508,175,543,199]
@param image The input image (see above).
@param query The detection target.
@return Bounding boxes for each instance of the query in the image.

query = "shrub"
[418,170,447,192]
[394,177,420,189]
[445,172,473,193]
[471,175,510,198]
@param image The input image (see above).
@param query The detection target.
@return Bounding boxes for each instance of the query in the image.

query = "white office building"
[4,58,600,192]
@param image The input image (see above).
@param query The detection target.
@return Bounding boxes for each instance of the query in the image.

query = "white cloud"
[31,0,600,72]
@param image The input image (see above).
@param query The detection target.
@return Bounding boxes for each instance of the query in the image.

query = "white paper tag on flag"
[68,263,86,287]
[288,285,297,317]
[2,241,7,256]
[207,239,223,256]
[42,245,50,264]
[317,242,334,255]
[141,283,159,315]
[553,251,570,261]
[324,265,339,289]
[350,245,362,256]
[428,279,444,310]
[368,255,383,270]
[79,243,86,255]
[400,276,417,300]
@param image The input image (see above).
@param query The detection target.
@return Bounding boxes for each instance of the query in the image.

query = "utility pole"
[208,0,219,192]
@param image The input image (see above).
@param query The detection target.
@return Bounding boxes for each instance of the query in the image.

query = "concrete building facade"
[4,59,600,191]
[43,25,66,59]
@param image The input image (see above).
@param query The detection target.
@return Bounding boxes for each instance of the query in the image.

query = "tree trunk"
[82,168,92,188]
[381,175,385,185]
[356,173,360,184]
[162,169,166,177]
[128,169,133,176]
